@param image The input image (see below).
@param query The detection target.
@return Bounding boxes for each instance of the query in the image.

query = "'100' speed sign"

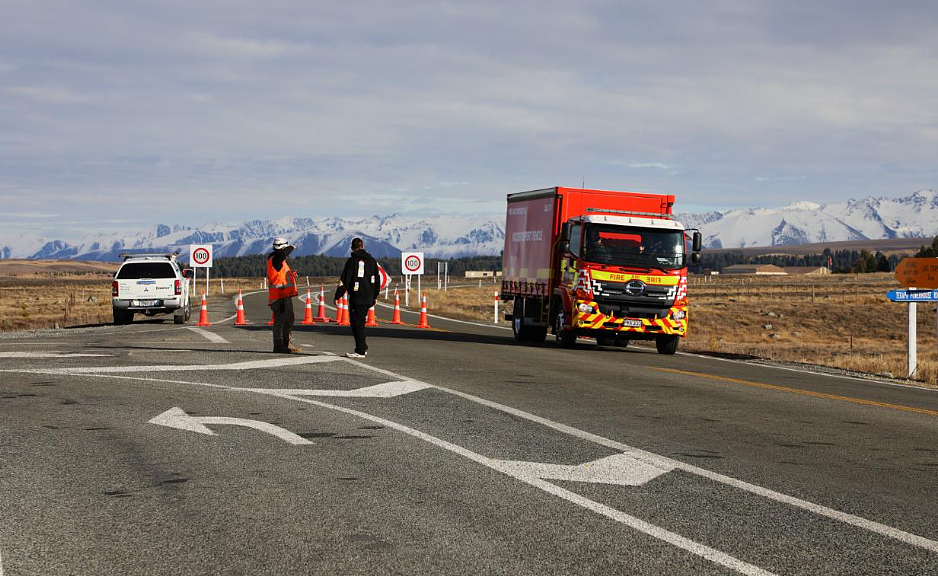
[401,251,424,275]
[190,244,213,268]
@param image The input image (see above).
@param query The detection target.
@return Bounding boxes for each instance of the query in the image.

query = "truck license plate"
[134,300,160,307]
[623,319,642,327]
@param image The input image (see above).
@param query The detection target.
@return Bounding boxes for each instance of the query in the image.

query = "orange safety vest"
[267,258,298,303]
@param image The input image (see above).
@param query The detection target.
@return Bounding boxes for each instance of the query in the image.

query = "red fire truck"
[501,187,701,354]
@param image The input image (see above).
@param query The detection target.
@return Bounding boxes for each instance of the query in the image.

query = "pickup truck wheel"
[184,300,191,321]
[554,310,576,348]
[656,335,679,355]
[174,307,186,324]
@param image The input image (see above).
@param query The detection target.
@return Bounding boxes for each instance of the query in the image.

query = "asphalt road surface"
[1,291,937,575]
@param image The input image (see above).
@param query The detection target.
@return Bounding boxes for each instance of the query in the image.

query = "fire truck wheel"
[656,335,679,355]
[554,310,576,348]
[512,299,527,342]
[613,336,629,348]
[596,336,615,347]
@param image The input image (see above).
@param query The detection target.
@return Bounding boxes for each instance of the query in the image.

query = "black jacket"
[335,249,380,306]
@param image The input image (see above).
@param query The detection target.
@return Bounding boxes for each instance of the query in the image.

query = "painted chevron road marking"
[493,453,676,487]
[245,380,433,398]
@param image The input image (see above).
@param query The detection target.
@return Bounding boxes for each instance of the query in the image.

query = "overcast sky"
[1,0,937,237]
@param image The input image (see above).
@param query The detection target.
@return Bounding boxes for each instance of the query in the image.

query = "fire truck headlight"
[577,303,595,314]
[671,309,686,320]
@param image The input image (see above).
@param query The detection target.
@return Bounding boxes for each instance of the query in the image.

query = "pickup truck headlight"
[577,303,595,314]
[671,309,686,320]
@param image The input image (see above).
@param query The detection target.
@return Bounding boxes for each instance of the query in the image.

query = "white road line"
[0,355,341,375]
[0,352,110,358]
[186,327,229,344]
[149,407,314,445]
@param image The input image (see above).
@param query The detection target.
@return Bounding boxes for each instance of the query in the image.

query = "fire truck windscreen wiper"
[582,225,684,270]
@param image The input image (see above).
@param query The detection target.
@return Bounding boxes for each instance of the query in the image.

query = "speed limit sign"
[190,244,213,268]
[401,251,424,275]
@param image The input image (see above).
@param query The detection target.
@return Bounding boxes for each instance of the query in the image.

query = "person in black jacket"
[334,237,380,358]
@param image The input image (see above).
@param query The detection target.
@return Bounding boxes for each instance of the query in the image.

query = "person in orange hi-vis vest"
[268,237,301,353]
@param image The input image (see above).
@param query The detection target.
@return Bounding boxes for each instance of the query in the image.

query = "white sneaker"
[345,352,366,358]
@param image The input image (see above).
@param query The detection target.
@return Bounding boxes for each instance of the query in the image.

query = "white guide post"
[437,262,441,290]
[445,262,449,291]
[909,287,917,379]
[494,291,499,324]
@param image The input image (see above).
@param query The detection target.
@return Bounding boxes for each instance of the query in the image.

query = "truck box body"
[500,186,695,354]
[502,187,675,297]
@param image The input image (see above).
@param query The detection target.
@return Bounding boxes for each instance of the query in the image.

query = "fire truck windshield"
[582,225,685,269]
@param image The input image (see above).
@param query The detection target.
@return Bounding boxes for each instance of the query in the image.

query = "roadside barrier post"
[494,292,499,324]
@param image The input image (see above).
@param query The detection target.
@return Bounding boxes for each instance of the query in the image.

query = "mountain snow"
[2,190,937,260]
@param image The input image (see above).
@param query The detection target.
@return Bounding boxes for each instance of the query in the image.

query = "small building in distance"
[722,264,788,275]
[783,266,830,275]
[465,270,502,278]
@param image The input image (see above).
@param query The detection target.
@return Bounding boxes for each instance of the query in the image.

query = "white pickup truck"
[111,253,194,325]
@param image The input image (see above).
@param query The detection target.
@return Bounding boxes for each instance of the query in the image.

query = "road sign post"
[891,257,938,380]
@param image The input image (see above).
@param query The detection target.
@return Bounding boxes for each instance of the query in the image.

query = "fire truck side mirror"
[692,231,702,252]
[691,252,701,265]
[558,221,570,253]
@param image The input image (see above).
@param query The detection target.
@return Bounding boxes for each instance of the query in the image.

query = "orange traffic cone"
[234,290,249,326]
[416,293,431,329]
[365,305,378,327]
[313,286,329,322]
[333,295,343,323]
[267,310,275,325]
[196,292,211,326]
[390,290,403,325]
[301,289,315,325]
[339,296,350,326]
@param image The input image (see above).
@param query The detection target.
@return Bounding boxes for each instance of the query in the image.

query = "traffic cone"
[333,295,344,323]
[267,309,275,325]
[301,289,315,325]
[416,293,431,329]
[365,305,378,327]
[339,296,350,326]
[234,290,249,326]
[314,286,329,322]
[390,290,403,325]
[196,292,211,326]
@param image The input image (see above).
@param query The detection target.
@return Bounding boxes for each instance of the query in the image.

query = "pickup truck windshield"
[582,225,684,270]
[117,262,176,279]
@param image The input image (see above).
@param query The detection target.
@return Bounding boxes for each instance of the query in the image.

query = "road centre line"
[651,367,938,418]
[186,326,229,344]
[5,353,937,558]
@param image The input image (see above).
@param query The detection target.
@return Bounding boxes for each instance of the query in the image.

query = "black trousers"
[348,301,369,354]
[270,297,295,350]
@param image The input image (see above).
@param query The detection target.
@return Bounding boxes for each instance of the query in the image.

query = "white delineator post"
[494,292,499,324]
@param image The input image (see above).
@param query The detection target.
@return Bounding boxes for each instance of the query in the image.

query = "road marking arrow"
[149,407,313,445]
[493,453,675,486]
[245,380,432,398]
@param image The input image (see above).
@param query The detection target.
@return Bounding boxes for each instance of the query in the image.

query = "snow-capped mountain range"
[675,190,938,249]
[1,190,937,261]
